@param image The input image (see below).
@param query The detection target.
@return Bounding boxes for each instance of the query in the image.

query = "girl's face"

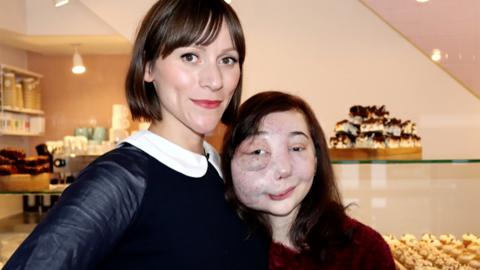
[231,110,317,220]
[144,21,240,136]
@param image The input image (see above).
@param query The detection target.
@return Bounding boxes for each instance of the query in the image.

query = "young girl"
[4,1,267,269]
[222,91,395,269]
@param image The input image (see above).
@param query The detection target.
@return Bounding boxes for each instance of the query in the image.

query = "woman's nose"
[199,62,223,91]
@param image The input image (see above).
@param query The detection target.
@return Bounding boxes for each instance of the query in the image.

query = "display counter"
[333,158,480,237]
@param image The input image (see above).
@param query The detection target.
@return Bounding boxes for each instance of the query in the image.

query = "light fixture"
[431,49,442,62]
[416,0,430,3]
[72,46,86,74]
[53,0,69,7]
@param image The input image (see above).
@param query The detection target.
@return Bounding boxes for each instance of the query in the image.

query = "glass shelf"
[332,158,480,164]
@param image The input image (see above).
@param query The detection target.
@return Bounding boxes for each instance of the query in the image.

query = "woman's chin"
[191,120,221,136]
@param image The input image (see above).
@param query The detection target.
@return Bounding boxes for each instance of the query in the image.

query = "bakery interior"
[0,0,479,268]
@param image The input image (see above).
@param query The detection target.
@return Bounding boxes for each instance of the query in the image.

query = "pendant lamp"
[72,47,86,74]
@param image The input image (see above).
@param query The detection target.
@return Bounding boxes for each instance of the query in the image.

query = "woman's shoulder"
[95,142,155,166]
[69,143,153,204]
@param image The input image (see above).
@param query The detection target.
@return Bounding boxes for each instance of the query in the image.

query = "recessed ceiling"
[0,28,131,55]
[360,0,480,98]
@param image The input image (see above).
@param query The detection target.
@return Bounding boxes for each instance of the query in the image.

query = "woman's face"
[144,21,240,136]
[231,110,317,219]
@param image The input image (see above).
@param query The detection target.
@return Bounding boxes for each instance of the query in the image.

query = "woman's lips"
[192,99,222,109]
[268,187,295,201]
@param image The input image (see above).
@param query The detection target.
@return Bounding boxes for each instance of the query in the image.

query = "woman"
[4,1,268,269]
[222,91,395,269]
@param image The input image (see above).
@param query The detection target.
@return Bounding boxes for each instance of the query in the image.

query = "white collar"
[121,130,222,178]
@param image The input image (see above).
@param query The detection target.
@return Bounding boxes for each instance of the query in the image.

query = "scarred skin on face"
[231,110,317,218]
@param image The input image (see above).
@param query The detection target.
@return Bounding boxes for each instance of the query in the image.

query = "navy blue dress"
[4,136,268,269]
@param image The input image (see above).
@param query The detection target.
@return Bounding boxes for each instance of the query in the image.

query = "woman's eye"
[181,53,198,63]
[220,56,238,65]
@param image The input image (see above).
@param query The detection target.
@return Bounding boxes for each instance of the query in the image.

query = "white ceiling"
[0,0,478,97]
[360,0,479,99]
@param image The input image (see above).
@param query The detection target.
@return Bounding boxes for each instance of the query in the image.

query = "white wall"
[0,44,28,219]
[233,0,480,159]
[0,0,26,33]
[26,0,116,35]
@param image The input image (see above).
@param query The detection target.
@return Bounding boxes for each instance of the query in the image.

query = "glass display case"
[332,158,480,237]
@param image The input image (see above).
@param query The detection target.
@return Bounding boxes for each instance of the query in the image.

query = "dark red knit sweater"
[269,217,395,270]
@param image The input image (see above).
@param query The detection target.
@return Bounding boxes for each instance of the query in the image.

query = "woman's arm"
[3,148,147,270]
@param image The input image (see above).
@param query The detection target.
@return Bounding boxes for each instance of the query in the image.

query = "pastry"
[0,148,26,160]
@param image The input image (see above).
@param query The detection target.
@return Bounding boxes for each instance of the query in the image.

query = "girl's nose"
[273,151,293,180]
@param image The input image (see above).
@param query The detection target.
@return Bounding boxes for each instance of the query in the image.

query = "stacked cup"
[22,78,35,109]
[110,104,130,144]
[2,72,17,107]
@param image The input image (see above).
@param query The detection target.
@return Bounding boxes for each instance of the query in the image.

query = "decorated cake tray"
[328,105,422,160]
[329,147,422,161]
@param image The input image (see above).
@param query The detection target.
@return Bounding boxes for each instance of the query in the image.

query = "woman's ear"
[144,62,154,82]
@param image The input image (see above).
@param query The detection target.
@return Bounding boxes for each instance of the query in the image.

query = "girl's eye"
[220,56,238,65]
[290,146,305,152]
[181,53,198,63]
[249,149,265,155]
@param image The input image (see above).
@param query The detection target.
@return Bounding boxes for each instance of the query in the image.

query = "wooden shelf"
[0,106,44,115]
[0,64,42,79]
[329,147,422,161]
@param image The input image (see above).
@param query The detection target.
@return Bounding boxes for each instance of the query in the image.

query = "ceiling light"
[416,0,430,2]
[72,47,86,74]
[431,49,442,62]
[53,0,69,7]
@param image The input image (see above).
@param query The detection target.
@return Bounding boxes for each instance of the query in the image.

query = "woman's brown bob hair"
[125,0,245,124]
[222,91,348,256]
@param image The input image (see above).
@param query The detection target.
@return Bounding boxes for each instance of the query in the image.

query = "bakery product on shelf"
[0,146,51,176]
[334,119,359,136]
[0,147,52,191]
[355,133,386,149]
[0,165,17,176]
[329,133,353,149]
[330,105,421,150]
[383,233,480,269]
[0,148,26,160]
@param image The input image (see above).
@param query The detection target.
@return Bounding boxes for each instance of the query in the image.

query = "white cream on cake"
[360,118,384,133]
[334,120,359,136]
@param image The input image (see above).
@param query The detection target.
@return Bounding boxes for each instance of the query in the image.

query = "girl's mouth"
[268,186,295,201]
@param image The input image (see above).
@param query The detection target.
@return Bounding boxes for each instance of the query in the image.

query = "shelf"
[0,184,67,195]
[332,158,480,164]
[0,106,44,115]
[0,190,63,195]
[0,130,44,136]
[0,64,42,79]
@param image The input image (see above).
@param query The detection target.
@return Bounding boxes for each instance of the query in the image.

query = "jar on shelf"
[33,80,42,110]
[16,83,24,109]
[2,72,16,107]
[22,77,35,109]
